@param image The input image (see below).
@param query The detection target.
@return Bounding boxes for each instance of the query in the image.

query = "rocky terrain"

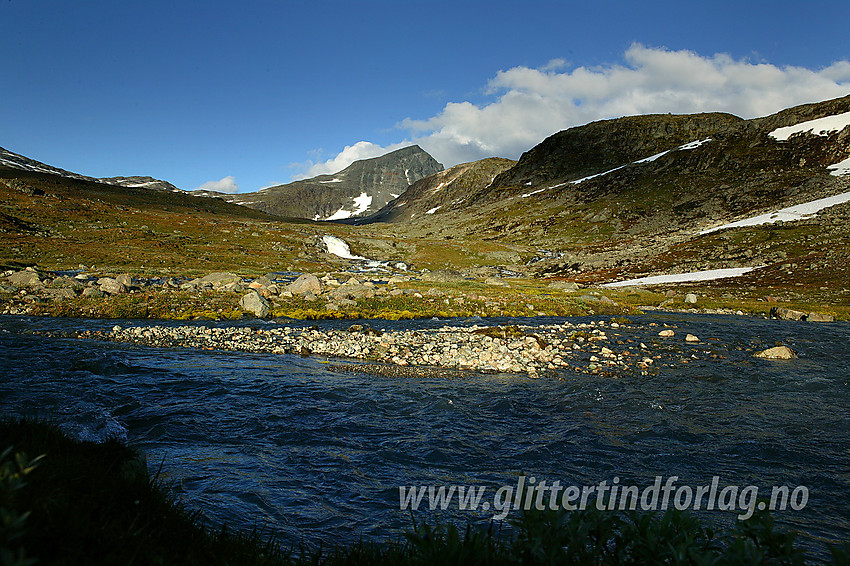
[218,145,444,220]
[55,308,808,377]
[78,319,659,377]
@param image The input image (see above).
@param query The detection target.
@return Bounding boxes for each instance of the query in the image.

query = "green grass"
[2,418,847,565]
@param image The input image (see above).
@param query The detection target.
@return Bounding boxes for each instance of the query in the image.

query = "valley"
[1,95,849,322]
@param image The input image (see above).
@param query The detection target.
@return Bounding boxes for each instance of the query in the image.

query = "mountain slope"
[98,175,180,192]
[221,145,443,220]
[0,147,181,192]
[365,95,850,285]
[489,112,744,190]
[364,157,516,223]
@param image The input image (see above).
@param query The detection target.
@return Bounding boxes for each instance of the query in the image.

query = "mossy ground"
[3,277,847,322]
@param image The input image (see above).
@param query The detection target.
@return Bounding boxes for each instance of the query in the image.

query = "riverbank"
[1,266,846,322]
[2,418,843,565]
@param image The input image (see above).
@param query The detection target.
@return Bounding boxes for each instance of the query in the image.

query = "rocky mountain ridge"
[98,175,180,192]
[221,145,444,220]
[489,112,744,190]
[0,147,180,192]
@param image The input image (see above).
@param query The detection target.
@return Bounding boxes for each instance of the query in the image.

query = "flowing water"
[1,313,848,556]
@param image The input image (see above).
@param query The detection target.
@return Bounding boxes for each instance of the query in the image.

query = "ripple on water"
[1,313,848,556]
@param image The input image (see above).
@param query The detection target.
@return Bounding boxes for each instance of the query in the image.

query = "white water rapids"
[322,235,368,260]
[321,235,394,270]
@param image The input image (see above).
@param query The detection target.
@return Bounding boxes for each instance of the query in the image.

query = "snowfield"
[828,157,850,176]
[700,189,850,235]
[768,111,850,141]
[324,192,373,221]
[602,267,760,288]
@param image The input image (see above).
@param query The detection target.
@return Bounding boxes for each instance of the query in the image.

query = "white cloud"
[194,175,239,194]
[298,45,850,178]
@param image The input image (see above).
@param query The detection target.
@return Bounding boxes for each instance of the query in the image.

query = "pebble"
[70,320,661,377]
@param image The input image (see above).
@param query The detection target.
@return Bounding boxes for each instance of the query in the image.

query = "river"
[1,313,847,557]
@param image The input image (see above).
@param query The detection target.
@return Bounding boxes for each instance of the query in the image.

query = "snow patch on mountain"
[522,138,713,197]
[324,192,373,221]
[700,189,850,234]
[769,111,850,141]
[828,157,850,176]
[602,267,760,288]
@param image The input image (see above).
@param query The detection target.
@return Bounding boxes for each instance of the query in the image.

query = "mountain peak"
[224,145,444,220]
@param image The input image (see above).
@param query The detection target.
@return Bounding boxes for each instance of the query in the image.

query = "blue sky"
[2,0,849,193]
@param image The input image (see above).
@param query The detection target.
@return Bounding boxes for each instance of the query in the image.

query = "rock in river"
[770,307,807,321]
[755,345,797,359]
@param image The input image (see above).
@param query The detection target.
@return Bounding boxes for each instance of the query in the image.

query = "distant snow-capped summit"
[217,145,444,220]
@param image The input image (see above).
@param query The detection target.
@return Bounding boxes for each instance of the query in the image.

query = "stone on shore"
[287,273,322,295]
[770,307,807,321]
[198,272,242,288]
[7,270,43,287]
[51,276,83,289]
[331,283,372,300]
[43,288,78,300]
[240,290,270,318]
[485,276,508,287]
[548,281,580,291]
[82,287,104,298]
[98,278,127,295]
[770,307,835,322]
[684,293,698,304]
[421,269,464,283]
[755,346,797,359]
